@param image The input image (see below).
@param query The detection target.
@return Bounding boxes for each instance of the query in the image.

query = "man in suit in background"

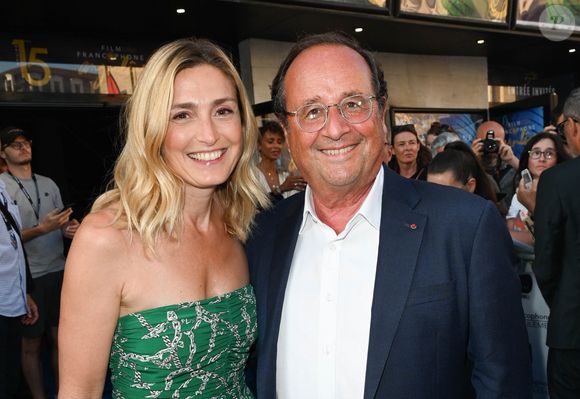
[246,32,532,398]
[533,87,580,399]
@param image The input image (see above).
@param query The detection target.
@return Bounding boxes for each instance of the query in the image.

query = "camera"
[483,130,499,154]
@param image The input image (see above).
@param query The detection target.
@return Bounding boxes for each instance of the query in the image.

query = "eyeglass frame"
[556,116,579,138]
[284,94,378,133]
[1,139,32,151]
[528,148,556,160]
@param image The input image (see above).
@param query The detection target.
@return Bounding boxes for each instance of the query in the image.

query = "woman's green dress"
[109,284,256,398]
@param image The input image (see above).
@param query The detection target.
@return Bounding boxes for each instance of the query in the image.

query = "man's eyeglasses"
[3,140,32,151]
[528,149,556,160]
[285,94,377,133]
[556,117,579,138]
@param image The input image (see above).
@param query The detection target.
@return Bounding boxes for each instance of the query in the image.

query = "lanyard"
[0,192,19,249]
[8,172,40,223]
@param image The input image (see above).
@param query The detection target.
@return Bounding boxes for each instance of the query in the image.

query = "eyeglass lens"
[295,95,374,132]
[556,120,566,136]
[10,140,31,150]
[529,149,555,159]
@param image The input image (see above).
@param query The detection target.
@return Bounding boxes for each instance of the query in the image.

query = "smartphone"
[59,202,76,213]
[521,169,533,191]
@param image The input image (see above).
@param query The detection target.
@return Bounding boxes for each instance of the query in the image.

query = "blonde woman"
[58,38,268,398]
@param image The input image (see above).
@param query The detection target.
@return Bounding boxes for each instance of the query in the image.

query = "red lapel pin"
[409,223,417,230]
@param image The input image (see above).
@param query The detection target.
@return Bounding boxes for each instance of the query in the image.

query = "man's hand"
[543,124,557,134]
[471,138,484,160]
[38,208,72,234]
[21,294,39,325]
[517,178,537,215]
[499,142,520,169]
[280,175,307,193]
[63,218,80,239]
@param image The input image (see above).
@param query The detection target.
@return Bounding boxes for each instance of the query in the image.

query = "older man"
[246,32,531,398]
[531,88,580,399]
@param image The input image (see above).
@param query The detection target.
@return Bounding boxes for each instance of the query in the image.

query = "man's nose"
[323,105,349,139]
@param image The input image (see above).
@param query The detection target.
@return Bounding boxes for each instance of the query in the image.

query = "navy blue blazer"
[534,156,580,349]
[246,167,532,399]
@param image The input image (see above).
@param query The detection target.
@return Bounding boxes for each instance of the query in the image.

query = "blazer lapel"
[364,170,427,399]
[261,197,304,393]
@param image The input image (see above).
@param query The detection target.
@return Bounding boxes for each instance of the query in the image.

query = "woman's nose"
[196,118,219,145]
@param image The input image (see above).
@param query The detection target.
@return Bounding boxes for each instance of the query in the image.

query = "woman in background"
[427,141,498,204]
[388,124,432,180]
[59,38,268,398]
[507,132,569,246]
[256,120,306,202]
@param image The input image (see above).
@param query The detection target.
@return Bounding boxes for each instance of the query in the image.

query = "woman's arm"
[58,211,126,398]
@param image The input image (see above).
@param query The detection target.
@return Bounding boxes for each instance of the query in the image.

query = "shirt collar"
[300,167,384,234]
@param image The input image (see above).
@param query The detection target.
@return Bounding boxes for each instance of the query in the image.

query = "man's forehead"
[284,44,373,102]
[477,123,505,138]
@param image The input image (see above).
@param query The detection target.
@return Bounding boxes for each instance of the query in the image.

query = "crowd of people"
[1,31,579,399]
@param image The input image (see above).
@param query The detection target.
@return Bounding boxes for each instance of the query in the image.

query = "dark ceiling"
[3,0,580,78]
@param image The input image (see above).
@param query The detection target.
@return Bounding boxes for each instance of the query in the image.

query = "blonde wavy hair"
[93,38,269,255]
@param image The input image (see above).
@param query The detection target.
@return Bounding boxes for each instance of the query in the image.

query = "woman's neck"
[398,160,418,178]
[258,157,277,172]
[183,189,219,233]
[258,157,280,190]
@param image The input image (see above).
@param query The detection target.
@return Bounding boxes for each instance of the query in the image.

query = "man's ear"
[381,99,389,143]
[466,177,477,193]
[0,150,6,161]
[280,119,292,155]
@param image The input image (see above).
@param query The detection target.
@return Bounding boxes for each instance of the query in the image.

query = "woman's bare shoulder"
[73,205,129,256]
[64,205,130,294]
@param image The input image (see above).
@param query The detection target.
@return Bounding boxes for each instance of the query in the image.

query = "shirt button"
[326,293,333,302]
[329,243,336,251]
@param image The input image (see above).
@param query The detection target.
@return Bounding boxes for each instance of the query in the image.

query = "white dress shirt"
[0,180,27,317]
[277,168,383,399]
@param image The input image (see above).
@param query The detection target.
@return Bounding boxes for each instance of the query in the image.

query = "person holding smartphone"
[0,126,79,398]
[506,132,569,247]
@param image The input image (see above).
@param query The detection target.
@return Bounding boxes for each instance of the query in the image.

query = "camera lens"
[483,138,499,154]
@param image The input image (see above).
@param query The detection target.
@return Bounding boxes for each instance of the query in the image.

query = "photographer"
[471,121,519,212]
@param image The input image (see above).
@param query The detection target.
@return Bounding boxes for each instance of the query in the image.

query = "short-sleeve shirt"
[0,172,65,279]
[0,179,27,317]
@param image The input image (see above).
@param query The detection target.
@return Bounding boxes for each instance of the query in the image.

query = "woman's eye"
[171,111,189,121]
[216,107,235,117]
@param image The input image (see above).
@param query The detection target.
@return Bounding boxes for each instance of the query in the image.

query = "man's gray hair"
[430,132,461,157]
[563,87,580,121]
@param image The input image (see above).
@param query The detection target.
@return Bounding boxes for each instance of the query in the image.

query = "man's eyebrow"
[296,91,363,106]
